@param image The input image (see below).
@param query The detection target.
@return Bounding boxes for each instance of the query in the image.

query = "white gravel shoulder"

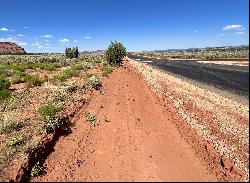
[129,59,249,180]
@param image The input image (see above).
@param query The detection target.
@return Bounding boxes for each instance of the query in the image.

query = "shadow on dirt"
[14,117,73,182]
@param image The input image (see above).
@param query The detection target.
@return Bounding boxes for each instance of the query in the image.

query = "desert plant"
[65,47,79,59]
[0,77,10,89]
[102,65,113,77]
[0,77,11,100]
[43,116,61,133]
[38,103,58,119]
[24,74,43,87]
[5,134,25,147]
[85,112,96,126]
[30,162,43,177]
[56,67,81,82]
[106,41,126,65]
[85,74,101,90]
[0,115,22,134]
[0,89,11,101]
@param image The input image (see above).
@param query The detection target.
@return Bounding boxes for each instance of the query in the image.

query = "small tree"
[65,47,79,59]
[106,41,126,65]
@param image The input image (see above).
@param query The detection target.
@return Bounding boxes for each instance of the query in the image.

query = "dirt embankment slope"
[130,60,249,182]
[32,61,217,182]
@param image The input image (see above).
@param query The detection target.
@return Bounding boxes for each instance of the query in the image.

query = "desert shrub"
[0,89,11,101]
[0,76,11,101]
[5,134,25,147]
[38,103,58,119]
[30,162,43,177]
[71,64,84,71]
[6,96,20,110]
[0,77,10,89]
[85,74,101,90]
[85,113,96,126]
[56,67,81,82]
[24,75,43,86]
[0,69,12,77]
[65,47,79,59]
[11,77,24,84]
[0,115,22,134]
[39,63,62,71]
[43,116,61,133]
[7,65,26,72]
[106,41,126,65]
[102,65,113,77]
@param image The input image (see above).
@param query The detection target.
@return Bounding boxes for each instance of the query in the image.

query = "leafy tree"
[65,47,79,59]
[106,41,126,65]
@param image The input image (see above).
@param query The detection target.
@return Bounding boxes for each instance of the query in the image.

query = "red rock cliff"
[0,42,26,54]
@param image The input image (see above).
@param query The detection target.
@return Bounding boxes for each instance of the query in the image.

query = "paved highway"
[128,55,249,97]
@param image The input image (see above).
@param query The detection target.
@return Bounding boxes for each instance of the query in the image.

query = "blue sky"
[0,0,249,52]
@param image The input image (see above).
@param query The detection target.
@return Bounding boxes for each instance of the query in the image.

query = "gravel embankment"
[129,60,249,181]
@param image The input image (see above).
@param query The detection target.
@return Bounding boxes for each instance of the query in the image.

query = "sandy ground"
[32,62,217,182]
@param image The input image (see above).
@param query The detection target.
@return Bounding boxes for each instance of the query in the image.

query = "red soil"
[31,62,217,182]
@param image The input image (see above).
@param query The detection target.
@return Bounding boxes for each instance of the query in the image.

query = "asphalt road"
[128,55,249,97]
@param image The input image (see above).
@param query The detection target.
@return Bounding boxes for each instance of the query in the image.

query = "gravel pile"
[129,60,249,180]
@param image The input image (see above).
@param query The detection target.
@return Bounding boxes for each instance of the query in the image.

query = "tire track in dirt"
[32,62,217,182]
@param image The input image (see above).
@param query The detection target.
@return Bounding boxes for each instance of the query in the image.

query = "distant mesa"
[0,42,26,54]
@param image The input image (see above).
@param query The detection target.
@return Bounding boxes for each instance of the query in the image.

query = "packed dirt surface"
[32,62,218,182]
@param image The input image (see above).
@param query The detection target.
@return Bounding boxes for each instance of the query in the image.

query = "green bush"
[0,89,11,101]
[85,74,101,90]
[0,116,22,134]
[106,41,126,65]
[24,75,43,86]
[5,135,25,147]
[85,113,96,126]
[102,65,113,77]
[11,77,25,84]
[30,162,43,177]
[43,116,61,134]
[0,77,10,89]
[65,47,79,59]
[56,68,81,82]
[38,103,58,119]
[0,77,11,100]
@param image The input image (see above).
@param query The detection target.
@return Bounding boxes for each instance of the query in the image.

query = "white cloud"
[10,29,14,32]
[194,30,198,33]
[16,34,25,37]
[0,37,28,46]
[223,25,244,31]
[0,37,16,42]
[218,33,225,36]
[74,40,78,43]
[84,36,92,39]
[40,34,53,39]
[0,27,8,31]
[235,31,244,35]
[59,38,70,43]
[37,45,43,49]
[31,42,40,46]
[45,43,50,46]
[18,42,28,46]
[24,26,29,29]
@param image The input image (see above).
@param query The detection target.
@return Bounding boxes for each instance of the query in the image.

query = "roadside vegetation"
[0,42,127,180]
[134,49,249,60]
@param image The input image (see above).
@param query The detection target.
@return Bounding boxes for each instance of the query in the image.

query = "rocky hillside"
[0,42,26,54]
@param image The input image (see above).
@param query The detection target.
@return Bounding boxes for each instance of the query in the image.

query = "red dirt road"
[32,62,217,182]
